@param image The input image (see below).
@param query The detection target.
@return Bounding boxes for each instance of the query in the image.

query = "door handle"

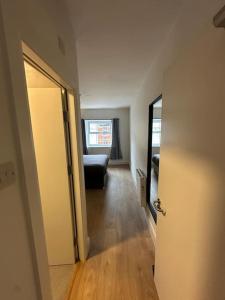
[153,198,166,216]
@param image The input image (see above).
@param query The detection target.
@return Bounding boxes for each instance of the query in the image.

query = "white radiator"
[136,169,146,207]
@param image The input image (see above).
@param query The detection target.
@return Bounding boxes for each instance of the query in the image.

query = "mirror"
[146,96,162,223]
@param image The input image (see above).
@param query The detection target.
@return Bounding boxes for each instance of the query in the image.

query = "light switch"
[0,161,16,190]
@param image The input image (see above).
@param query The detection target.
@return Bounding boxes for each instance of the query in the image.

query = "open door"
[153,87,225,300]
[24,60,78,266]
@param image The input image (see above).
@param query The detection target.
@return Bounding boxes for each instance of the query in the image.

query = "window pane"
[86,120,112,147]
[89,133,98,145]
[97,133,112,145]
[90,123,98,132]
[97,123,111,133]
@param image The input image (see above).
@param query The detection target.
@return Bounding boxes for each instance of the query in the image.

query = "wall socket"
[0,161,16,190]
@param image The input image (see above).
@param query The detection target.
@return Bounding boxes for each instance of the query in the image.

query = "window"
[152,119,161,147]
[85,120,112,147]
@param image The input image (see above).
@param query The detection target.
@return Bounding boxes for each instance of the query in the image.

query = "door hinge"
[63,110,69,123]
[67,164,73,176]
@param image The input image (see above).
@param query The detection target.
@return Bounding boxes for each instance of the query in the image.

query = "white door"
[153,29,225,299]
[153,148,200,299]
[154,145,225,300]
[28,87,75,266]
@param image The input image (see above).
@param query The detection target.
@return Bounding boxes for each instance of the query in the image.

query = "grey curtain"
[81,119,88,155]
[110,118,123,160]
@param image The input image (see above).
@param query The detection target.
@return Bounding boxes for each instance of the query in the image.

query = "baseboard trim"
[109,161,130,166]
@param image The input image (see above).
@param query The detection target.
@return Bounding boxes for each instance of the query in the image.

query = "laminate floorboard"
[69,167,159,300]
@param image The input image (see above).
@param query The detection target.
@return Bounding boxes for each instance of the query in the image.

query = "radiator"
[136,169,146,207]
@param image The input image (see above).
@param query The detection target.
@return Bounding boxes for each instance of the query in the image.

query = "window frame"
[85,119,113,148]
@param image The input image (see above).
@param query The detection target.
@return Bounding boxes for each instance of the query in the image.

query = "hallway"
[69,167,158,300]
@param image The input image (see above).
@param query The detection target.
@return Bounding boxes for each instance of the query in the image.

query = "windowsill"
[87,146,112,148]
[152,145,160,148]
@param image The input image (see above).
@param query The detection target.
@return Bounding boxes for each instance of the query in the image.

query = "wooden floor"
[69,167,159,300]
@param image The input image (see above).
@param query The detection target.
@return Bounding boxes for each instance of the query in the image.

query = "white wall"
[0,25,39,300]
[0,1,87,299]
[81,108,130,165]
[129,4,225,300]
[130,1,225,181]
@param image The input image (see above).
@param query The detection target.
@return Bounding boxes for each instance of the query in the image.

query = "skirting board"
[145,205,156,247]
[109,161,130,166]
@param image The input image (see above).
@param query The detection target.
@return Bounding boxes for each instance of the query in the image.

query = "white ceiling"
[66,0,224,108]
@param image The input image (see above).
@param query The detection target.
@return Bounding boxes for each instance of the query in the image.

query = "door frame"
[146,95,162,224]
[24,56,79,262]
[11,42,88,299]
[61,89,79,260]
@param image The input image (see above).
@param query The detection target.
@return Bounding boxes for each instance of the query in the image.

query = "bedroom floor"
[68,166,158,300]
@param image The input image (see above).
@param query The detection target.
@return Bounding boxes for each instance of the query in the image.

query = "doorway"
[24,58,78,300]
[146,96,163,224]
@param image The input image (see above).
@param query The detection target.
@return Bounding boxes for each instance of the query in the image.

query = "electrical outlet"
[0,162,16,190]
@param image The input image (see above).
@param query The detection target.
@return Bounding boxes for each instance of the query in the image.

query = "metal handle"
[153,198,166,216]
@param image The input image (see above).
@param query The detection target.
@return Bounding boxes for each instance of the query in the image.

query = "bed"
[152,154,160,176]
[83,154,109,189]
